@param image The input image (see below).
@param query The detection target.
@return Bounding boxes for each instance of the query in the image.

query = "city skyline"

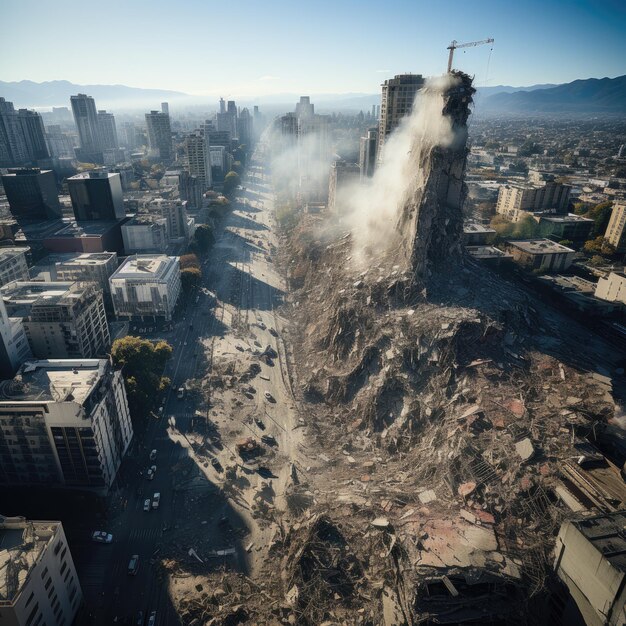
[2,0,625,97]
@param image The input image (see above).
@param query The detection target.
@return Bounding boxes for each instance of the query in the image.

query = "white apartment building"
[605,202,626,253]
[109,254,181,321]
[146,198,194,241]
[0,516,82,626]
[496,182,571,222]
[0,359,133,492]
[185,132,212,190]
[595,271,626,305]
[0,248,30,288]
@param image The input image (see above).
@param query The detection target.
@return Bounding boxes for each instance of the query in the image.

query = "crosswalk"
[128,527,162,542]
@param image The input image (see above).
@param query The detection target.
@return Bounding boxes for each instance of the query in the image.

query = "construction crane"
[447,38,494,73]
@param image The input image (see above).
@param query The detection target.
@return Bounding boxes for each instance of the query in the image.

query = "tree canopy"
[223,171,241,196]
[181,266,202,292]
[192,224,215,253]
[111,336,172,425]
[180,253,200,270]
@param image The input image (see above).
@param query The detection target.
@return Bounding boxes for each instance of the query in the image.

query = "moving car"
[143,499,151,512]
[149,449,157,461]
[147,611,156,626]
[152,492,161,509]
[264,391,275,402]
[128,554,139,575]
[177,387,185,399]
[147,468,155,480]
[91,531,113,544]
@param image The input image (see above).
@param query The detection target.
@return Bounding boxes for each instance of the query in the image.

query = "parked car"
[91,531,113,544]
[264,391,275,402]
[149,449,157,461]
[128,554,139,575]
[261,434,277,447]
[143,499,151,512]
[152,492,161,509]
[147,468,155,480]
[147,611,156,626]
[150,464,157,475]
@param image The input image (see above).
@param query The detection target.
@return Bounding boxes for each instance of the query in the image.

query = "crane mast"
[447,38,494,73]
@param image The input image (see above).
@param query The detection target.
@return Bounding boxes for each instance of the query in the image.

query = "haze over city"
[1,1,626,626]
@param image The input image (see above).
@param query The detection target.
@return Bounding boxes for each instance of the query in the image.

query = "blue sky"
[2,0,624,96]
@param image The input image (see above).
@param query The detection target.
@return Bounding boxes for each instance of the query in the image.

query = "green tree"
[181,266,201,292]
[111,337,172,425]
[584,236,615,257]
[193,224,215,253]
[180,253,200,270]
[232,160,243,175]
[514,214,540,239]
[223,170,241,196]
[586,201,613,237]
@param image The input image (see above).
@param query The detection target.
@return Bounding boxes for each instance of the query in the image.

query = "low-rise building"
[121,215,168,254]
[0,515,82,626]
[0,359,133,492]
[1,281,110,359]
[463,223,496,246]
[554,512,626,626]
[496,181,571,222]
[0,247,30,288]
[596,271,626,305]
[506,239,576,272]
[109,254,181,322]
[536,213,594,247]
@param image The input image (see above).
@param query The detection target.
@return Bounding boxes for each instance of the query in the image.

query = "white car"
[152,492,161,509]
[149,449,157,461]
[143,499,151,512]
[91,531,113,544]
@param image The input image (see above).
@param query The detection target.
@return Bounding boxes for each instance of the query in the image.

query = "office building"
[1,168,61,220]
[297,112,331,203]
[328,161,360,213]
[536,213,594,246]
[17,109,50,161]
[219,98,226,114]
[295,96,315,119]
[67,171,125,221]
[496,182,571,222]
[505,239,576,272]
[206,130,231,149]
[145,110,172,161]
[70,94,102,162]
[110,254,181,322]
[377,74,425,160]
[185,131,212,190]
[209,146,228,182]
[45,125,74,159]
[0,98,29,166]
[30,252,118,303]
[0,515,82,625]
[0,299,31,380]
[0,358,133,492]
[1,281,110,359]
[605,202,626,253]
[238,108,252,146]
[161,102,169,115]
[96,110,119,150]
[0,247,30,288]
[121,215,168,254]
[227,100,238,138]
[147,198,192,240]
[359,128,377,179]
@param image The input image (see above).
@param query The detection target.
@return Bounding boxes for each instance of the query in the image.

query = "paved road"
[73,146,291,625]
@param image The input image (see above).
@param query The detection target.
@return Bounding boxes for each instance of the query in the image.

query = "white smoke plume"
[336,74,463,266]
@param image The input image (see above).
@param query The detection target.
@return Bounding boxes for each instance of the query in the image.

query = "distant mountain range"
[481,75,626,114]
[1,76,624,115]
[0,80,188,109]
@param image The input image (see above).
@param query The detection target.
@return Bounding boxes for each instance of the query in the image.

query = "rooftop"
[0,281,83,310]
[35,252,117,268]
[111,254,177,281]
[0,247,29,262]
[68,171,118,181]
[464,223,497,234]
[537,212,594,224]
[466,245,511,260]
[0,516,59,606]
[508,239,575,255]
[0,359,107,404]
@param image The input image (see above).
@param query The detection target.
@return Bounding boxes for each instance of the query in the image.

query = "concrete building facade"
[1,281,110,360]
[595,271,626,305]
[328,161,360,213]
[145,110,172,161]
[70,94,103,162]
[506,239,576,272]
[377,74,425,161]
[121,216,168,254]
[0,359,133,492]
[496,182,571,222]
[1,169,61,220]
[110,254,181,321]
[0,248,30,289]
[0,516,82,626]
[185,132,212,190]
[359,128,377,179]
[0,298,32,380]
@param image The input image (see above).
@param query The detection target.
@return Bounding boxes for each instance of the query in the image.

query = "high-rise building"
[206,130,231,149]
[45,124,74,159]
[147,199,192,240]
[1,281,111,359]
[96,110,119,150]
[1,168,61,220]
[219,98,226,114]
[238,108,252,147]
[70,94,103,162]
[0,98,29,166]
[297,111,331,203]
[295,96,315,119]
[328,161,360,212]
[119,121,140,150]
[67,171,125,221]
[121,216,168,254]
[161,102,169,115]
[145,110,173,161]
[185,131,212,190]
[606,202,626,253]
[0,358,133,492]
[0,298,31,380]
[0,516,82,625]
[377,74,425,160]
[17,109,50,160]
[359,128,377,179]
[227,100,238,138]
[110,254,181,322]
